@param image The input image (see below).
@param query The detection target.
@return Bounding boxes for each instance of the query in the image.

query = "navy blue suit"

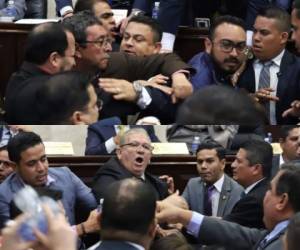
[85,120,160,155]
[237,50,300,124]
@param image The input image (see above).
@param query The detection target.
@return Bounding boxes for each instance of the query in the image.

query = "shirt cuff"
[60,6,73,16]
[186,212,204,237]
[137,87,152,109]
[161,32,176,51]
[105,137,117,153]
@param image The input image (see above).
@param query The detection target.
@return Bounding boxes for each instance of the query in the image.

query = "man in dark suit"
[182,142,243,216]
[237,6,300,124]
[92,128,169,202]
[85,121,159,155]
[224,139,273,228]
[63,11,193,124]
[5,23,76,124]
[157,163,300,250]
[272,125,300,177]
[97,178,157,250]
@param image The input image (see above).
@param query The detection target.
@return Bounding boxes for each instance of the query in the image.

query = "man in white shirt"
[157,164,300,250]
[237,6,300,124]
[182,142,243,217]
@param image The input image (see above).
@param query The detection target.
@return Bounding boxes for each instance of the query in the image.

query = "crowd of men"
[4,1,300,124]
[0,126,297,250]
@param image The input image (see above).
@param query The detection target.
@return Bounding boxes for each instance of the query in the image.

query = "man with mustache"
[92,128,169,202]
[188,15,247,90]
[226,140,273,228]
[237,6,300,124]
[182,142,243,217]
[63,11,193,124]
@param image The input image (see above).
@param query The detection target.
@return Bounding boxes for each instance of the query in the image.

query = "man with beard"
[237,6,300,124]
[92,128,169,202]
[4,22,76,124]
[188,15,247,90]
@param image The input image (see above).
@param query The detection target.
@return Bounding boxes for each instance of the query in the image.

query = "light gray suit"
[198,216,286,250]
[182,174,244,216]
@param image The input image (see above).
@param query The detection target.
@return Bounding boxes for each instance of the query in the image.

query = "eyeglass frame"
[80,37,113,48]
[0,160,14,169]
[120,142,154,152]
[213,39,247,53]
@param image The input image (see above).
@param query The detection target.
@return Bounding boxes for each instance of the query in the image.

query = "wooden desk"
[48,154,235,193]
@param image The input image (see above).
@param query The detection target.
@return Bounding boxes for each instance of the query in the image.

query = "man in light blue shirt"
[157,163,300,250]
[0,131,97,231]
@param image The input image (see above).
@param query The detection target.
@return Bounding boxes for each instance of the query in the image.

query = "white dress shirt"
[210,174,225,217]
[253,49,285,125]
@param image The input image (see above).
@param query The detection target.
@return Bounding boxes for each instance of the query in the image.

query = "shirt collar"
[265,220,289,242]
[126,241,145,250]
[244,178,265,194]
[212,174,225,193]
[279,154,285,166]
[254,49,285,67]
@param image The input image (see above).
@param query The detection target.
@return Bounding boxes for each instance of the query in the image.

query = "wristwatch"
[133,81,143,100]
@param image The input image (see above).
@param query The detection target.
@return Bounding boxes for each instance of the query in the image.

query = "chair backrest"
[25,0,47,18]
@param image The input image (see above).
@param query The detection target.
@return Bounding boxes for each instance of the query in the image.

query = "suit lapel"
[198,178,205,213]
[277,51,293,99]
[217,175,230,216]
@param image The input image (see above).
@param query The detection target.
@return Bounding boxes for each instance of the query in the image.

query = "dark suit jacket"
[133,0,246,34]
[99,52,192,123]
[95,240,140,250]
[237,50,300,124]
[55,0,73,15]
[198,216,286,250]
[85,122,160,155]
[92,157,168,202]
[4,62,51,124]
[223,178,269,229]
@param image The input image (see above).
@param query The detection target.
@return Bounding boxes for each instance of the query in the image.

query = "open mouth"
[135,156,144,165]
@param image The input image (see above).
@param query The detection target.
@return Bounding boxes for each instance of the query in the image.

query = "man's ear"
[276,193,289,211]
[71,111,85,125]
[205,37,213,54]
[154,42,162,54]
[48,51,61,68]
[75,43,83,58]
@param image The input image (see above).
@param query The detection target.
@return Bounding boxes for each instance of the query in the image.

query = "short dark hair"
[128,15,163,43]
[196,141,226,160]
[74,0,108,13]
[286,212,300,250]
[176,86,265,124]
[257,6,291,32]
[101,178,156,235]
[25,22,69,64]
[293,0,300,19]
[242,140,273,178]
[209,15,246,40]
[63,10,102,48]
[7,132,43,164]
[35,71,93,124]
[277,164,300,212]
[280,126,299,140]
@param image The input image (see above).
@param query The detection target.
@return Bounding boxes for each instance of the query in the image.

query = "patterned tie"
[117,125,126,136]
[203,185,214,216]
[258,61,273,122]
[257,237,268,250]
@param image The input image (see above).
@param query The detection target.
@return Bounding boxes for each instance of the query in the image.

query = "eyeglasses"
[120,142,154,151]
[82,37,112,48]
[214,39,247,53]
[0,160,13,169]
